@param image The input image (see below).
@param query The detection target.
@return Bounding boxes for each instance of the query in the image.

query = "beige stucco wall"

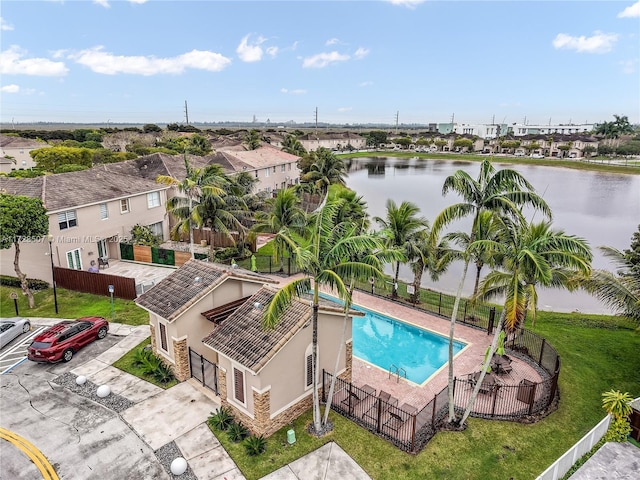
[0,145,43,174]
[252,160,300,195]
[0,189,169,283]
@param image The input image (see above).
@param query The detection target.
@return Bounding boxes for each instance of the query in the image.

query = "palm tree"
[156,158,227,258]
[301,148,347,194]
[432,159,551,423]
[374,199,428,298]
[459,216,591,425]
[580,231,640,327]
[408,227,455,304]
[262,198,387,434]
[251,188,307,271]
[281,134,307,156]
[333,188,369,230]
[244,129,262,150]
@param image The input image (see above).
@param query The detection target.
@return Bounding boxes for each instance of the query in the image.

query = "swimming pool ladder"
[388,364,406,383]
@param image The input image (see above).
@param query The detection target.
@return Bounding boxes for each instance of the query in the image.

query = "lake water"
[345,157,640,314]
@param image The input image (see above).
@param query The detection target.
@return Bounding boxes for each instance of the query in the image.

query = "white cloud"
[354,47,369,59]
[303,51,350,68]
[0,45,68,76]
[236,34,267,62]
[619,59,638,74]
[266,46,278,58]
[1,17,14,31]
[618,1,640,18]
[280,88,306,95]
[337,107,352,112]
[552,31,618,54]
[69,46,231,75]
[93,0,110,8]
[1,84,20,93]
[359,81,373,87]
[386,0,426,9]
[326,38,340,46]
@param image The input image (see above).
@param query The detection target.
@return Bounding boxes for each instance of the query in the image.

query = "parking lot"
[0,324,47,374]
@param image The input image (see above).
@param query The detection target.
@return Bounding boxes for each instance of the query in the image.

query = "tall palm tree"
[281,134,307,156]
[333,188,369,230]
[156,158,227,258]
[301,148,347,194]
[409,227,455,304]
[374,199,428,298]
[251,188,307,271]
[432,159,552,423]
[459,216,591,425]
[262,198,387,434]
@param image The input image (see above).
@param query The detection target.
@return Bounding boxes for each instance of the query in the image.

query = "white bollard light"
[170,457,188,475]
[76,375,87,385]
[96,385,111,398]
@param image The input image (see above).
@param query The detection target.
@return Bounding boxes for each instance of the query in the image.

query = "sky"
[1,0,639,126]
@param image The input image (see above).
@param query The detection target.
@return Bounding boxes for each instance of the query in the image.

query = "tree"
[262,198,386,434]
[244,130,262,150]
[143,124,162,133]
[595,114,634,139]
[301,148,347,194]
[374,200,427,298]
[156,158,227,258]
[580,225,640,327]
[366,130,387,147]
[281,134,307,156]
[31,146,92,172]
[0,195,49,308]
[453,138,474,151]
[187,134,212,156]
[459,216,590,425]
[409,227,454,304]
[432,159,552,424]
[602,390,633,442]
[582,145,597,157]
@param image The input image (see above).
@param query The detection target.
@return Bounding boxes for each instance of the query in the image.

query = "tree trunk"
[188,197,195,259]
[473,263,483,297]
[13,243,35,308]
[459,310,506,426]
[393,261,400,298]
[412,266,423,303]
[311,302,321,433]
[447,256,470,422]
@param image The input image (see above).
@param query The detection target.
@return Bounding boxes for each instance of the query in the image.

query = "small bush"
[243,435,267,456]
[227,422,249,443]
[604,417,632,442]
[208,407,234,431]
[0,275,50,291]
[137,349,175,384]
[132,346,152,367]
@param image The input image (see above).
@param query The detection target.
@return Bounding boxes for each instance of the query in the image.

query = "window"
[159,323,168,351]
[272,166,276,173]
[305,352,313,388]
[233,367,245,403]
[264,168,269,177]
[100,203,108,220]
[120,198,130,213]
[147,192,161,209]
[281,164,286,172]
[97,239,107,258]
[66,248,82,270]
[58,210,77,230]
[148,222,163,239]
[254,170,259,179]
[288,163,292,171]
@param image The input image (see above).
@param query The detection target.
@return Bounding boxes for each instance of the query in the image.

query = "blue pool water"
[350,304,466,384]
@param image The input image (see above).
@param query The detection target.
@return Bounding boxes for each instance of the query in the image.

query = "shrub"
[132,346,152,367]
[151,361,175,384]
[243,435,267,456]
[227,422,249,443]
[604,417,632,442]
[137,349,175,384]
[208,407,234,431]
[0,275,50,291]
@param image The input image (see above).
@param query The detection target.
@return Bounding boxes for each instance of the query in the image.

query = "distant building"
[0,135,49,173]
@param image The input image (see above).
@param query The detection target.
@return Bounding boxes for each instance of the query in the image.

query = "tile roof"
[0,135,48,149]
[203,151,253,174]
[202,287,357,373]
[135,259,277,322]
[222,145,300,169]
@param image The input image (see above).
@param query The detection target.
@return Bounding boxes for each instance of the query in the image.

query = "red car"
[27,317,109,363]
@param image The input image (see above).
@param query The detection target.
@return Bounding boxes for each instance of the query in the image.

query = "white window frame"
[66,248,82,270]
[264,167,269,178]
[99,203,108,220]
[120,198,130,214]
[147,192,161,209]
[58,210,77,230]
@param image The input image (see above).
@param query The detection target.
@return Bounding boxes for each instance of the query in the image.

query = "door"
[97,239,108,259]
[66,249,82,270]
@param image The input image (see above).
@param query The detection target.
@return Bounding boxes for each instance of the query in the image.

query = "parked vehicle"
[531,153,544,159]
[27,317,109,363]
[0,318,31,349]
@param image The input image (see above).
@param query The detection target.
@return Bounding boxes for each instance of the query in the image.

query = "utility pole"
[314,107,318,135]
[450,113,455,134]
[395,111,399,134]
[184,100,189,125]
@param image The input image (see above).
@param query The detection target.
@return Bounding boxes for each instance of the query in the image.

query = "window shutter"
[100,204,108,219]
[58,212,66,223]
[67,210,77,227]
[306,354,313,387]
[159,323,167,351]
[234,368,245,403]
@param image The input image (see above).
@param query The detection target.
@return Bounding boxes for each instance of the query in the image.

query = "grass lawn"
[0,285,149,325]
[112,337,178,389]
[215,311,639,480]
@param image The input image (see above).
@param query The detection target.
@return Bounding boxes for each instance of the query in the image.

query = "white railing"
[537,395,640,480]
[536,414,611,480]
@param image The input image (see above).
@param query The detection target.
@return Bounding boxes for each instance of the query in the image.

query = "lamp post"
[47,234,58,314]
[108,285,115,322]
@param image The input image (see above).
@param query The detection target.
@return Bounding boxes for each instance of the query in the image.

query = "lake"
[345,157,640,314]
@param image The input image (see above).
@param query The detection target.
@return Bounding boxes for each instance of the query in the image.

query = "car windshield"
[30,342,52,349]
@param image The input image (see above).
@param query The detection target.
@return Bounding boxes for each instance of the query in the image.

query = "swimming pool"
[350,304,467,384]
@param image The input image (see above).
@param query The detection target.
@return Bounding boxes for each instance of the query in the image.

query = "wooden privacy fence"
[53,266,137,300]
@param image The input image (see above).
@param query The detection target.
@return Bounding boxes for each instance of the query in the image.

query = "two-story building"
[0,135,48,174]
[298,133,367,152]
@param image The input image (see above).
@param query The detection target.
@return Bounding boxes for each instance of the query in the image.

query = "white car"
[531,153,544,159]
[0,318,31,349]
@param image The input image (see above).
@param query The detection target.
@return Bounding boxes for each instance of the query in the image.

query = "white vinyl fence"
[536,414,611,480]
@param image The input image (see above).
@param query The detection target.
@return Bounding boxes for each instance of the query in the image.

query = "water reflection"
[346,157,640,314]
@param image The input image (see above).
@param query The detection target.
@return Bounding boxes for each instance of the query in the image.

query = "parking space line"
[1,326,46,375]
[0,428,59,480]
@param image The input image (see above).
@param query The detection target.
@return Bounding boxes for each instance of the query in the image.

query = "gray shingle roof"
[0,177,44,200]
[203,288,362,373]
[135,259,277,322]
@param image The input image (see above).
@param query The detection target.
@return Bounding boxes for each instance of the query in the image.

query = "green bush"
[227,422,249,443]
[604,417,632,442]
[132,346,152,367]
[243,434,267,456]
[208,407,234,431]
[137,349,174,384]
[0,275,50,291]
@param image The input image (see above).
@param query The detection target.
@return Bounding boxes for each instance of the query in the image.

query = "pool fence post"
[539,339,546,366]
[431,393,437,428]
[411,412,417,452]
[462,300,467,323]
[438,292,442,315]
[488,307,496,334]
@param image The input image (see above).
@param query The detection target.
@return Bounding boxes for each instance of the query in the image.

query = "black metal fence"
[189,347,219,395]
[324,329,560,453]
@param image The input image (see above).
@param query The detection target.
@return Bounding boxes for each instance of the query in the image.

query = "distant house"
[0,135,49,174]
[135,259,361,436]
[0,168,170,283]
[298,133,367,152]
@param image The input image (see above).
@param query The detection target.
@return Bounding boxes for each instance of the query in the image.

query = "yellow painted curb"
[0,427,59,480]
